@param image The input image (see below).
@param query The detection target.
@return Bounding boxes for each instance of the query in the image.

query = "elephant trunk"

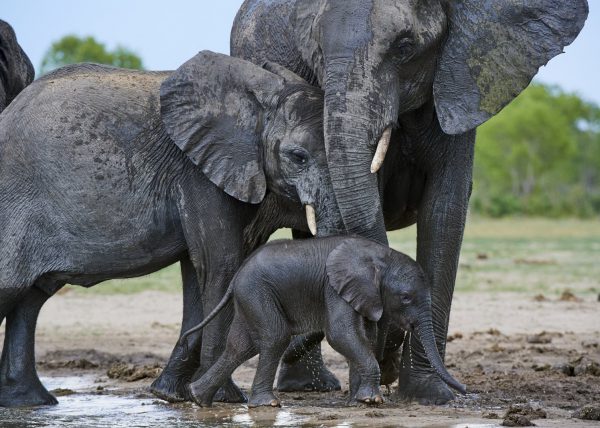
[414,308,466,395]
[322,63,389,244]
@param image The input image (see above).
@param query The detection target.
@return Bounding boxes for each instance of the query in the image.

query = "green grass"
[68,218,600,297]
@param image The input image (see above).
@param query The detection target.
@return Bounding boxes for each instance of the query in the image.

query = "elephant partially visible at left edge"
[0,20,34,113]
[0,51,343,408]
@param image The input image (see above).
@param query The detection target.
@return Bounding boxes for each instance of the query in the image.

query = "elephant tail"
[177,280,235,358]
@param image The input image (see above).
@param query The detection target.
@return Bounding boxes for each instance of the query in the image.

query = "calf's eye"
[289,148,309,165]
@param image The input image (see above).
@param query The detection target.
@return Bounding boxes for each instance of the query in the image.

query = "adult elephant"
[0,20,34,113]
[0,51,342,407]
[231,0,588,403]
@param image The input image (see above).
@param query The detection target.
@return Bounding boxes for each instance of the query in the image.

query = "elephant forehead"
[370,0,446,48]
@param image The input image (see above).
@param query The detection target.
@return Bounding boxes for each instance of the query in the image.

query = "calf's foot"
[248,392,280,408]
[351,384,384,405]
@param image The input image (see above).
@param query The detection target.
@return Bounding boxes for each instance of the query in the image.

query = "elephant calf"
[181,236,466,408]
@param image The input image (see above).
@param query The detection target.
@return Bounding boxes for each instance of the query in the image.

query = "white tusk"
[305,204,317,236]
[370,127,392,174]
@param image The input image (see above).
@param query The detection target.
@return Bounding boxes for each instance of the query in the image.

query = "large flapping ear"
[326,239,392,322]
[160,51,286,203]
[434,0,589,135]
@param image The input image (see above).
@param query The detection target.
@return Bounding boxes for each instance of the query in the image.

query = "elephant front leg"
[396,132,474,405]
[151,255,203,402]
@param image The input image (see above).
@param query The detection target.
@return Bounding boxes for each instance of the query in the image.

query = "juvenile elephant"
[231,0,588,402]
[0,20,34,113]
[0,51,342,407]
[181,236,466,407]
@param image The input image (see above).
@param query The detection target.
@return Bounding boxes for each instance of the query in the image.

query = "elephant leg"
[0,286,55,407]
[176,185,250,403]
[326,313,382,405]
[188,316,256,407]
[276,229,341,393]
[276,330,341,393]
[397,132,474,405]
[151,255,203,402]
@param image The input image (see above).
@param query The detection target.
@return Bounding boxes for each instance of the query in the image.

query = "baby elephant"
[180,236,466,408]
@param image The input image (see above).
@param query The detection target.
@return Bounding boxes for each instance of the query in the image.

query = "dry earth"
[1,289,598,427]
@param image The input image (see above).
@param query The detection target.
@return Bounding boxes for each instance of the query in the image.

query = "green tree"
[40,35,143,75]
[473,84,600,217]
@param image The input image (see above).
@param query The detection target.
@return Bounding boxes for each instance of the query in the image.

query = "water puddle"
[0,376,313,428]
[0,376,504,427]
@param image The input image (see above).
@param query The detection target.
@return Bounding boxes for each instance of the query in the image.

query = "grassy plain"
[69,218,600,297]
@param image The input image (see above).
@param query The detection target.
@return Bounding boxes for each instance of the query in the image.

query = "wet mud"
[0,291,598,427]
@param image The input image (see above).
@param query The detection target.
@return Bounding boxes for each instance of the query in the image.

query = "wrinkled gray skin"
[231,0,588,403]
[0,51,343,408]
[183,237,466,408]
[0,20,34,113]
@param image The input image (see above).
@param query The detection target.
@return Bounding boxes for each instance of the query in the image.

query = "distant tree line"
[39,37,598,218]
[40,35,143,75]
[473,84,600,218]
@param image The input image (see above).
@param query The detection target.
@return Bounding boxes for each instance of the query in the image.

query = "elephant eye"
[288,148,309,165]
[393,37,416,61]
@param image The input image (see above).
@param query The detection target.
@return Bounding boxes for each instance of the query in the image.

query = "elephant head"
[294,0,588,241]
[160,51,342,236]
[326,239,466,394]
[0,20,34,113]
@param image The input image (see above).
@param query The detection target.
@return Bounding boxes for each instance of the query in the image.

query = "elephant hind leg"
[188,316,256,407]
[0,285,56,408]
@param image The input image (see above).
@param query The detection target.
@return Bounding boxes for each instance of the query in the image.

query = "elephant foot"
[150,372,190,403]
[248,392,281,408]
[187,383,215,408]
[213,379,248,403]
[0,380,58,408]
[276,356,341,392]
[348,385,384,406]
[397,370,455,405]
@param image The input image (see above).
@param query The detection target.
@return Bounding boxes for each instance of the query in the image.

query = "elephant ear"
[326,239,392,322]
[160,51,286,203]
[434,0,589,135]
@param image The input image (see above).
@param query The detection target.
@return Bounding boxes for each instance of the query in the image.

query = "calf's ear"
[326,239,392,322]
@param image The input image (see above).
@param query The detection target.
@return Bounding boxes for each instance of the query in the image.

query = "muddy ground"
[1,290,599,427]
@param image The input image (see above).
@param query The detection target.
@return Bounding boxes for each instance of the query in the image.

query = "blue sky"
[3,1,599,104]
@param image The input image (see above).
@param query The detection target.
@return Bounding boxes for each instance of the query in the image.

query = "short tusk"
[305,204,317,236]
[370,127,392,174]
